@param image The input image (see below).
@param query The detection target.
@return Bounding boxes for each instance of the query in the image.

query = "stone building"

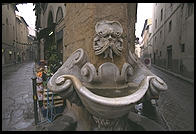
[2,4,18,65]
[15,15,29,62]
[150,3,194,80]
[140,18,152,59]
[2,3,31,65]
[26,35,36,61]
[34,3,66,63]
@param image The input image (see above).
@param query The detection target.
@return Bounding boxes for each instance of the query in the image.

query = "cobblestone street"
[151,66,194,131]
[2,62,35,131]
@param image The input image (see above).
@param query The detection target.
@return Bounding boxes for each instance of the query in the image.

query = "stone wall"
[63,3,137,70]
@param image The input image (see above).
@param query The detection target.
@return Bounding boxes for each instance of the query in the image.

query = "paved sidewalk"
[152,64,194,84]
[151,66,194,131]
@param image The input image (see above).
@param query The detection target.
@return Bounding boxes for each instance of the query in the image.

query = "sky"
[15,3,153,40]
[135,3,153,42]
[16,3,36,36]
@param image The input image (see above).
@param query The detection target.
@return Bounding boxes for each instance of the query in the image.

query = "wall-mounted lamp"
[49,31,53,36]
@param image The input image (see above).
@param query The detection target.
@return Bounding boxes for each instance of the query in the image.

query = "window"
[170,3,173,11]
[160,30,162,39]
[41,3,48,13]
[181,44,185,52]
[155,19,157,29]
[161,9,163,21]
[160,51,162,57]
[56,7,63,23]
[187,3,193,18]
[155,36,157,43]
[13,26,15,40]
[6,18,9,38]
[6,18,8,25]
[167,45,172,68]
[169,20,172,32]
[7,4,9,10]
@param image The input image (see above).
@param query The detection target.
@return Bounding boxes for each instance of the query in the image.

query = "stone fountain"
[47,19,167,131]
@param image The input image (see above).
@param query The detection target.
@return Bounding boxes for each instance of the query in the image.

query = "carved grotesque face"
[93,20,123,59]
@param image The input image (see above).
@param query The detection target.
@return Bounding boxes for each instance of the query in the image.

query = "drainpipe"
[178,3,184,73]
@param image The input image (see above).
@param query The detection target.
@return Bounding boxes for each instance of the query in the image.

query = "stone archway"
[55,6,64,64]
[44,11,56,63]
[47,11,54,28]
[56,7,63,23]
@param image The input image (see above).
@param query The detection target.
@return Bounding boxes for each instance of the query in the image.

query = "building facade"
[150,3,194,80]
[34,3,66,64]
[15,15,29,62]
[2,3,32,65]
[2,4,18,65]
[27,35,36,61]
[140,18,152,59]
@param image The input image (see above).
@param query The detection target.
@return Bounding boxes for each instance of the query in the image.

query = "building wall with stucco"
[2,4,30,64]
[2,4,17,64]
[151,3,194,80]
[15,15,29,62]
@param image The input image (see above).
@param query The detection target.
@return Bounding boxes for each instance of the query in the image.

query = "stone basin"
[84,82,138,98]
[47,48,167,120]
[54,74,159,119]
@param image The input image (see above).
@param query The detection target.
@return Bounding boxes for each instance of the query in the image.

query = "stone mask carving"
[93,20,123,59]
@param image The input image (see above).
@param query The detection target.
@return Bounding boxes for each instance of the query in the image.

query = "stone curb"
[152,64,194,85]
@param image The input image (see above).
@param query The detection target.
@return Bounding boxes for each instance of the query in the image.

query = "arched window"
[187,3,193,18]
[6,18,8,25]
[6,18,9,40]
[48,11,53,27]
[41,3,48,14]
[56,7,63,23]
[13,26,15,41]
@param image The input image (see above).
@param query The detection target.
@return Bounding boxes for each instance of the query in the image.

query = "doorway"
[167,45,172,69]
